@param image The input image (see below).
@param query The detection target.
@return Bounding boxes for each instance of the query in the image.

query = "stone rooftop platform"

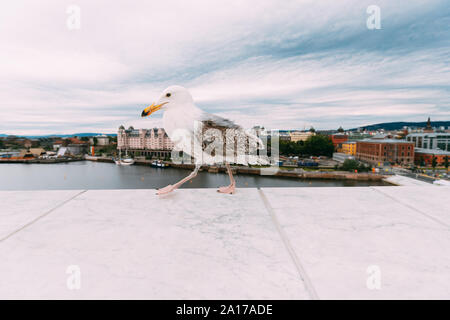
[0,186,449,299]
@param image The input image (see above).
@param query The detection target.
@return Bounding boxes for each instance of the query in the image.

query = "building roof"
[121,128,167,136]
[359,139,413,144]
[29,148,46,155]
[407,132,450,137]
[415,148,450,155]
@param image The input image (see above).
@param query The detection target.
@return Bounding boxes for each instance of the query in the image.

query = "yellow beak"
[141,102,166,117]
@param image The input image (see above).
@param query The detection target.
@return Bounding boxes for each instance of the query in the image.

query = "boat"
[115,149,135,166]
[151,160,167,168]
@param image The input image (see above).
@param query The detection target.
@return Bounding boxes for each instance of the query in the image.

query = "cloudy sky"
[1,0,449,135]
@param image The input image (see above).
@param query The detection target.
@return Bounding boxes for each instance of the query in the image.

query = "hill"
[350,121,450,131]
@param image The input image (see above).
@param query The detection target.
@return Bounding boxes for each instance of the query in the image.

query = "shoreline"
[0,158,83,164]
[84,155,387,182]
[0,155,388,183]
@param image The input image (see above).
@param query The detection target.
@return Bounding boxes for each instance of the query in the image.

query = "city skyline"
[1,0,449,135]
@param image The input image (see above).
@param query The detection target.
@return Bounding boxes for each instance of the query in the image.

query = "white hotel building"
[117,126,174,158]
[406,132,450,152]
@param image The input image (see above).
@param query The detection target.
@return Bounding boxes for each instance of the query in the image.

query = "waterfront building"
[117,126,174,158]
[275,130,292,142]
[290,131,315,142]
[0,150,21,159]
[90,135,110,146]
[414,148,450,166]
[406,132,450,151]
[57,147,69,157]
[66,144,87,155]
[341,141,357,155]
[332,152,355,163]
[356,139,414,165]
[18,148,46,158]
[331,134,348,151]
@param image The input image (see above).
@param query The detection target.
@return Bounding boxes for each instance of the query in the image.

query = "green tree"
[62,139,70,147]
[340,159,359,172]
[337,126,344,133]
[340,159,371,172]
[279,140,303,156]
[444,156,449,171]
[302,135,334,157]
[419,156,425,167]
[431,156,437,170]
[358,162,372,172]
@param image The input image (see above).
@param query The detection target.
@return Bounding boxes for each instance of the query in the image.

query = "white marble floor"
[0,186,449,299]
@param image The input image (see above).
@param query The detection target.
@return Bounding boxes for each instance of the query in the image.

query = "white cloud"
[0,0,449,135]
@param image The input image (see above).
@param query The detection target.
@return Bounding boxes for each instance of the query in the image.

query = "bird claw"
[156,184,175,195]
[217,184,235,194]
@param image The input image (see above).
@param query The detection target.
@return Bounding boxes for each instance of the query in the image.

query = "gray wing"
[199,113,241,130]
[196,112,267,165]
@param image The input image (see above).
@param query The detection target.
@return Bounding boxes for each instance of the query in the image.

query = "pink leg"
[157,165,200,195]
[217,163,236,194]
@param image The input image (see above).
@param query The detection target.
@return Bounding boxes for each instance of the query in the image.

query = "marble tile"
[0,188,310,299]
[0,190,84,239]
[261,187,450,299]
[372,186,450,226]
[383,175,432,186]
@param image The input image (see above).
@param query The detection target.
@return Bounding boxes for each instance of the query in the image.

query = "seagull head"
[141,85,194,117]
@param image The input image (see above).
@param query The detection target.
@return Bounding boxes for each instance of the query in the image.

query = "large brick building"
[414,148,450,166]
[117,126,174,158]
[341,141,356,155]
[356,139,414,165]
[331,134,348,150]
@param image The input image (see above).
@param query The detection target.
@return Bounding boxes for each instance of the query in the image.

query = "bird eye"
[166,93,171,97]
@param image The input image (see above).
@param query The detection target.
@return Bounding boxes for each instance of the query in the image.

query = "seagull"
[141,85,268,195]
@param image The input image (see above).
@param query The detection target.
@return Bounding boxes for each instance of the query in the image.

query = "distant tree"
[340,159,359,172]
[337,126,344,133]
[80,137,89,142]
[62,139,70,147]
[93,137,98,145]
[431,156,437,170]
[302,135,334,157]
[340,159,371,172]
[419,156,426,167]
[279,140,303,156]
[444,156,449,171]
[309,126,316,133]
[358,162,372,172]
[0,139,4,149]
